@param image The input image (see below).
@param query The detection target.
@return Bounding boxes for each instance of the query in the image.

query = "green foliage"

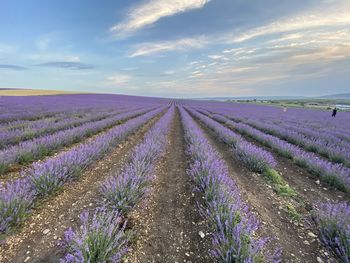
[263,168,296,197]
[285,203,301,221]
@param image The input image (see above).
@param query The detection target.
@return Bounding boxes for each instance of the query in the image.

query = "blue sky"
[0,0,349,98]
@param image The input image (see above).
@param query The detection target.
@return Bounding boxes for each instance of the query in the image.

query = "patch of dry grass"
[0,89,86,96]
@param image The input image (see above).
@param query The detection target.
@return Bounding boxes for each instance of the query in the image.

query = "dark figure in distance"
[332,107,337,117]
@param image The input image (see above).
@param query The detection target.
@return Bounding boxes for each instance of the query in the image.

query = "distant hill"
[197,93,350,101]
[318,93,350,99]
[198,96,308,101]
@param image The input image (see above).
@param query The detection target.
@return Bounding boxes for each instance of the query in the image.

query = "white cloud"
[64,56,80,62]
[230,5,350,43]
[129,37,207,57]
[208,55,222,59]
[110,0,210,37]
[105,74,131,85]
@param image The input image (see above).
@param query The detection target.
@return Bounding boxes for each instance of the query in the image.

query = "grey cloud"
[36,61,94,70]
[0,64,28,70]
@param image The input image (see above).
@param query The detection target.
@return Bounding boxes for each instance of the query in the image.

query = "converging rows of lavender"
[0,94,349,262]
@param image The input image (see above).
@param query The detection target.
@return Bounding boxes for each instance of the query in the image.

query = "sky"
[0,0,350,98]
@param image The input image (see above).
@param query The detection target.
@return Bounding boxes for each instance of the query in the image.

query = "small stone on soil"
[317,256,323,263]
[42,229,50,235]
[308,232,317,238]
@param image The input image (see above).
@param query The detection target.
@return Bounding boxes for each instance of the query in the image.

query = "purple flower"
[179,107,280,262]
[100,107,175,214]
[60,207,129,263]
[313,201,350,263]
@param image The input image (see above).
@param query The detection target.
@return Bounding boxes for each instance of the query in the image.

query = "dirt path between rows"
[127,109,212,263]
[0,114,162,263]
[194,119,331,263]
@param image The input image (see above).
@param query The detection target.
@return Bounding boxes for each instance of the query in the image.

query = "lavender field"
[0,94,349,263]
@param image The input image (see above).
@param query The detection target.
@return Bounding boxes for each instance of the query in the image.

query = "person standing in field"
[332,107,337,117]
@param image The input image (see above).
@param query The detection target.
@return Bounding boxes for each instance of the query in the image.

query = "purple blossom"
[0,107,165,234]
[60,207,129,263]
[100,107,175,214]
[0,107,156,174]
[187,107,277,173]
[313,201,350,263]
[0,178,35,234]
[205,111,350,193]
[179,106,280,262]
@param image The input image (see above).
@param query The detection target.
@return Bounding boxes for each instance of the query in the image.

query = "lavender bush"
[0,93,169,124]
[235,141,277,173]
[0,108,130,149]
[60,107,174,262]
[207,112,350,193]
[100,106,174,215]
[180,107,280,262]
[186,107,277,174]
[60,207,129,263]
[194,102,350,166]
[0,107,165,235]
[0,178,34,235]
[0,107,155,174]
[313,201,350,263]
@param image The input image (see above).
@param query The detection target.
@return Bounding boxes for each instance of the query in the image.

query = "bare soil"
[0,115,161,263]
[126,109,212,263]
[195,118,333,263]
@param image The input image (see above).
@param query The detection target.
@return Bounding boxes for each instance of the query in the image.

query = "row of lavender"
[60,106,175,262]
[184,100,350,143]
[0,94,170,123]
[0,106,155,174]
[203,106,350,166]
[186,108,277,173]
[201,110,350,194]
[0,107,165,236]
[187,107,296,196]
[0,107,129,149]
[0,97,114,123]
[185,105,349,262]
[186,106,350,263]
[180,107,280,262]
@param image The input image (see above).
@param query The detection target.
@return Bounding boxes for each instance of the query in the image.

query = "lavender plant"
[0,107,165,235]
[100,106,174,215]
[0,108,130,149]
[313,201,350,263]
[0,107,155,174]
[187,107,277,174]
[0,178,34,235]
[179,106,280,262]
[207,111,350,193]
[60,207,129,263]
[60,107,174,262]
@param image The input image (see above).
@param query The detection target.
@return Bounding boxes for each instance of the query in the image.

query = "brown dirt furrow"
[0,114,161,263]
[126,109,212,263]
[195,119,332,263]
